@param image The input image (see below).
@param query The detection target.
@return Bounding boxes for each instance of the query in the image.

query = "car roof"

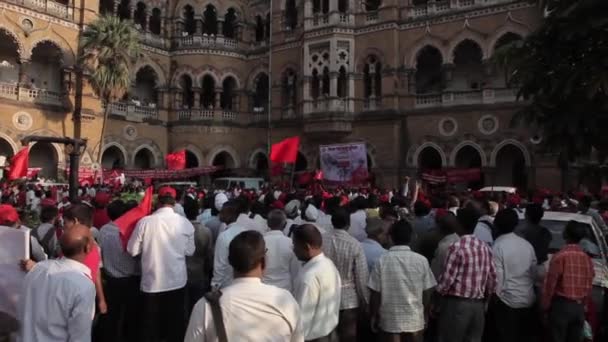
[540,211,594,224]
[479,186,517,193]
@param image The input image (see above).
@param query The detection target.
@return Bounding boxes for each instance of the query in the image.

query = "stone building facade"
[0,0,562,189]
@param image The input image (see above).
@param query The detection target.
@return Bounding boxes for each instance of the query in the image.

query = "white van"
[213,177,265,190]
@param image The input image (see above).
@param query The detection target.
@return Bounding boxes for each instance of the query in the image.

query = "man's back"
[19,259,95,342]
[349,210,367,241]
[127,207,195,293]
[184,278,303,342]
[211,223,246,289]
[262,231,300,292]
[517,221,552,264]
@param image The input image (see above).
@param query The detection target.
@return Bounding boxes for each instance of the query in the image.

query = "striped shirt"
[436,234,496,299]
[99,221,140,278]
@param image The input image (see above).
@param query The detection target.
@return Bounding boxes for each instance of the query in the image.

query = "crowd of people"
[0,178,606,342]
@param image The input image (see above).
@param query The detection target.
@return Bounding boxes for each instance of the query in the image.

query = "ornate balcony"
[0,82,65,106]
[408,0,517,19]
[414,88,518,109]
[173,35,238,50]
[305,12,354,30]
[107,102,159,121]
[139,32,167,49]
[5,0,73,20]
[175,108,247,124]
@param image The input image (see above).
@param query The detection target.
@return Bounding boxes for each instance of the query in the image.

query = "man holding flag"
[126,186,195,342]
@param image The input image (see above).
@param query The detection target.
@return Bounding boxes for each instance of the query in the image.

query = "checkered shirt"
[542,244,594,309]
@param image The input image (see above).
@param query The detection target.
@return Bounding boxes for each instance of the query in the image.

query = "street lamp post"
[20,136,87,203]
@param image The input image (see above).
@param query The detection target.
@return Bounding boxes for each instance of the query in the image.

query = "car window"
[541,220,602,259]
[213,180,229,189]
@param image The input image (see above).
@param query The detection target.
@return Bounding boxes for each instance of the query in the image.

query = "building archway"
[29,142,58,179]
[134,148,155,169]
[415,45,443,94]
[418,146,443,170]
[494,144,528,188]
[0,137,15,160]
[29,41,63,92]
[451,39,484,90]
[454,145,483,189]
[0,29,21,84]
[185,150,199,168]
[295,152,308,172]
[101,145,126,169]
[251,152,268,177]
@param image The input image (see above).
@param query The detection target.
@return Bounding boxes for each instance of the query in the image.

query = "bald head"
[60,224,91,260]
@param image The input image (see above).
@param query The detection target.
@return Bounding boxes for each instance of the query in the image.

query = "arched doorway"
[295,152,307,172]
[29,41,63,92]
[134,148,154,169]
[451,39,484,90]
[212,151,236,178]
[418,146,443,170]
[252,153,268,177]
[101,146,126,169]
[185,150,199,168]
[495,144,528,188]
[0,138,14,159]
[29,142,58,179]
[454,145,483,189]
[0,29,21,84]
[415,45,443,94]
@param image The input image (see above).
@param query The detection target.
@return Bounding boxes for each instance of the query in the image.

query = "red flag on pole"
[7,147,29,180]
[115,186,154,250]
[166,150,186,170]
[270,137,300,163]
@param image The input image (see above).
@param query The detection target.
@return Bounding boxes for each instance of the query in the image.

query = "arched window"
[337,66,347,98]
[223,8,237,38]
[149,8,162,35]
[183,6,196,35]
[363,56,381,98]
[133,2,147,30]
[203,5,218,35]
[221,77,237,110]
[201,75,216,108]
[117,0,131,20]
[132,66,158,105]
[253,73,269,112]
[338,0,348,13]
[0,29,20,84]
[365,0,381,11]
[282,68,297,107]
[265,14,271,40]
[415,45,443,94]
[285,0,298,30]
[321,67,330,96]
[313,0,329,14]
[179,75,194,108]
[99,0,114,15]
[255,16,264,42]
[29,41,63,92]
[452,39,484,90]
[311,69,320,99]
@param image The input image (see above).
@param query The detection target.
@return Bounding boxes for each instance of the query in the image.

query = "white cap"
[214,192,228,211]
[305,204,319,222]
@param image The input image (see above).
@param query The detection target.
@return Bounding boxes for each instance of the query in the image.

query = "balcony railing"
[363,97,382,110]
[107,102,158,120]
[174,35,238,50]
[6,0,73,20]
[176,108,246,123]
[139,32,166,49]
[0,82,64,106]
[414,88,518,108]
[409,0,515,19]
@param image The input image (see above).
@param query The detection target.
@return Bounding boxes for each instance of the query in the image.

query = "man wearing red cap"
[0,204,47,262]
[93,192,112,229]
[127,186,195,342]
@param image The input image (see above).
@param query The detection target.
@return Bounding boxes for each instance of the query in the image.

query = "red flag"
[7,147,29,180]
[270,163,284,176]
[166,150,186,170]
[270,137,300,164]
[314,170,324,180]
[115,186,154,250]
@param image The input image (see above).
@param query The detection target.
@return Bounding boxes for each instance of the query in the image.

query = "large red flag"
[166,150,186,170]
[115,186,154,250]
[270,137,300,163]
[7,147,29,180]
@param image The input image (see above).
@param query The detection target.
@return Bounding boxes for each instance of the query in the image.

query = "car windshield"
[540,219,602,259]
[213,180,229,189]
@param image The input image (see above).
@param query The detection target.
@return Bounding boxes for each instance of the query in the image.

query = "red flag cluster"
[115,186,154,250]
[7,147,29,180]
[166,150,186,170]
[270,136,300,176]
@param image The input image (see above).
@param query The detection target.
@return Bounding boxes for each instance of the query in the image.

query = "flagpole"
[266,0,273,180]
[290,162,296,191]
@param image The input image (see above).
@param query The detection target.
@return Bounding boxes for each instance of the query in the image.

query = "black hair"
[40,205,59,223]
[457,207,481,234]
[228,231,266,274]
[414,201,430,217]
[106,200,126,221]
[183,196,200,221]
[331,207,350,230]
[64,204,94,227]
[391,219,413,245]
[494,209,519,237]
[292,223,323,248]
[158,196,176,206]
[564,220,586,243]
[525,203,544,224]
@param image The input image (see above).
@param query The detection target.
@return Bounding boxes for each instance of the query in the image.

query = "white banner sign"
[319,143,368,183]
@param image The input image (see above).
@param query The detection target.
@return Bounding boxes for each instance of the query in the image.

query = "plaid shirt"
[322,229,369,309]
[542,244,594,310]
[436,234,496,299]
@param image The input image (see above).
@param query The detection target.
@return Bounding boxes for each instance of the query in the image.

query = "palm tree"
[79,15,141,168]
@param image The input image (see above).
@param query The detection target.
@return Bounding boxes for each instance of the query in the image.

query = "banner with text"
[319,143,368,184]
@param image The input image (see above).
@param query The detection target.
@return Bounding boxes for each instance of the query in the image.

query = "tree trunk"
[96,100,111,182]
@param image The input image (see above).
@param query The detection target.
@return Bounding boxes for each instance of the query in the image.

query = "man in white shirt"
[235,196,267,234]
[18,224,96,342]
[292,224,341,342]
[185,230,304,342]
[488,209,537,342]
[263,209,300,292]
[368,220,436,342]
[471,200,495,245]
[127,186,195,342]
[349,197,368,241]
[211,200,246,289]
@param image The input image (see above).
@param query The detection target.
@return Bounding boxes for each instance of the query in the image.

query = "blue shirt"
[361,238,387,270]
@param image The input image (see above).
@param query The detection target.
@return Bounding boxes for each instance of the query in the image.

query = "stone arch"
[220,71,242,89]
[247,147,268,168]
[172,67,197,88]
[174,0,200,16]
[410,142,447,168]
[247,65,269,90]
[101,142,128,169]
[449,140,487,167]
[207,145,240,168]
[196,69,221,86]
[488,27,527,56]
[278,62,300,78]
[447,33,488,63]
[407,36,446,68]
[133,60,167,87]
[0,26,24,59]
[490,139,531,167]
[27,37,75,67]
[0,132,18,157]
[172,143,204,168]
[132,144,160,168]
[27,129,65,166]
[357,47,385,72]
